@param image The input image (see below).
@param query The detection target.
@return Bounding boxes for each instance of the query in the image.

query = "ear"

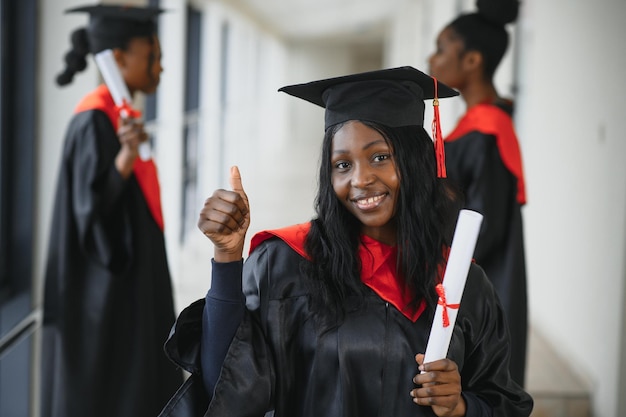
[462,50,483,73]
[111,48,126,70]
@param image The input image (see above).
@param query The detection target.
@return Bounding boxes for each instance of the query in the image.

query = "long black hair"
[303,120,459,322]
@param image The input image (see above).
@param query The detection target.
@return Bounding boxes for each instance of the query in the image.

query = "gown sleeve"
[201,259,246,393]
[159,245,276,417]
[204,242,276,416]
[66,110,131,271]
[445,132,517,262]
[463,392,493,417]
[453,264,534,417]
[160,299,211,417]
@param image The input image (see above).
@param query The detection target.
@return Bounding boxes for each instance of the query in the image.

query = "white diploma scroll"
[422,209,483,365]
[94,49,151,160]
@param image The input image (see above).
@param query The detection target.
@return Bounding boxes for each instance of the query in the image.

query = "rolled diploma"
[422,209,483,365]
[94,49,151,160]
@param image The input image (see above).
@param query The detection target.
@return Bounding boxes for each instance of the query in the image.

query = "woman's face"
[331,121,399,245]
[428,26,467,90]
[119,35,163,95]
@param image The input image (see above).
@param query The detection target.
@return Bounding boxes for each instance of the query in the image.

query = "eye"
[373,153,391,163]
[334,160,351,170]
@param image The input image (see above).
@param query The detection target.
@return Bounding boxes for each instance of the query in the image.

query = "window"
[217,20,230,186]
[144,0,160,124]
[0,0,38,415]
[180,5,203,241]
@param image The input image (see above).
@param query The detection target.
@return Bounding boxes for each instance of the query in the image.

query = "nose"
[427,54,435,72]
[350,163,375,188]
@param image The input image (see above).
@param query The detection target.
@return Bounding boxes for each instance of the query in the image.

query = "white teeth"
[356,195,383,205]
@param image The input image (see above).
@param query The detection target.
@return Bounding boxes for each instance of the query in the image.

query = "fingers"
[198,167,251,262]
[198,190,247,235]
[415,353,425,368]
[413,356,458,384]
[410,355,463,414]
[414,354,457,372]
[118,120,148,148]
[229,165,250,210]
[229,165,244,193]
[114,120,148,176]
[119,118,144,132]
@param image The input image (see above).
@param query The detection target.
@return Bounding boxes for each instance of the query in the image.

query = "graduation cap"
[279,66,458,131]
[66,3,164,53]
[279,66,458,177]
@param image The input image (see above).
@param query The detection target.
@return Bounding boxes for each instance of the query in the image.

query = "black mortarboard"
[278,66,458,131]
[66,4,163,53]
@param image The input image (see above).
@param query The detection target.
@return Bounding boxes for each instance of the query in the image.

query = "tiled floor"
[526,328,591,417]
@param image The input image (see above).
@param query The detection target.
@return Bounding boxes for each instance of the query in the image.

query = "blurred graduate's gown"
[41,85,182,417]
[444,100,528,386]
[159,224,533,417]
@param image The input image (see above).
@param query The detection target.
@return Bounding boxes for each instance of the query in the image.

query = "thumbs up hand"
[198,166,251,262]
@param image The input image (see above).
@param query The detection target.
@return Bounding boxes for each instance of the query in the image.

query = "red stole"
[249,223,426,322]
[446,103,526,205]
[74,85,164,231]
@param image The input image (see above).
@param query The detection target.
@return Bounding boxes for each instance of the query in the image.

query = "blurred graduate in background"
[41,4,182,417]
[428,0,529,386]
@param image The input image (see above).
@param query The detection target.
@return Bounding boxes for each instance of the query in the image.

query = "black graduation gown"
[41,101,182,417]
[444,104,528,386]
[160,238,533,417]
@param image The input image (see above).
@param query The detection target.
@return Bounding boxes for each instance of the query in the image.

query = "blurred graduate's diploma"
[94,49,151,160]
[423,209,483,364]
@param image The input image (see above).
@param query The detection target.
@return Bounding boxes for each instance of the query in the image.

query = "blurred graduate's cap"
[65,3,164,53]
[278,66,458,131]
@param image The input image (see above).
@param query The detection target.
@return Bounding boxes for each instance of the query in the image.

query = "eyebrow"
[332,139,388,155]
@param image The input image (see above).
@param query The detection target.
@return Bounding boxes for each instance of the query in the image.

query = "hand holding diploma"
[115,118,150,178]
[94,49,151,161]
[424,209,483,363]
[409,209,483,417]
[411,353,465,416]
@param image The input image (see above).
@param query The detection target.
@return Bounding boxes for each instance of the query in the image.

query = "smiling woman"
[158,66,534,417]
[330,121,400,244]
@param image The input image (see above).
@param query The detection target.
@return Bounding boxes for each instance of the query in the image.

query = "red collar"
[250,223,426,322]
[446,103,526,205]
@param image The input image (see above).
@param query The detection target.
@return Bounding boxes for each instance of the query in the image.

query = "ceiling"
[225,0,396,44]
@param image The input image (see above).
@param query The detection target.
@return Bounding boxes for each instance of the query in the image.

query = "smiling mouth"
[353,194,386,210]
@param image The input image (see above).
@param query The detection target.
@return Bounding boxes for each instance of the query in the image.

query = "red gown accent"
[446,103,526,205]
[250,223,426,322]
[74,84,164,230]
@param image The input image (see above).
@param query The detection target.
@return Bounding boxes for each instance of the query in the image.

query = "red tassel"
[431,78,446,178]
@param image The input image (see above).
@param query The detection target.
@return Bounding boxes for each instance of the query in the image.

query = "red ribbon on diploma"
[115,98,142,119]
[436,283,460,327]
